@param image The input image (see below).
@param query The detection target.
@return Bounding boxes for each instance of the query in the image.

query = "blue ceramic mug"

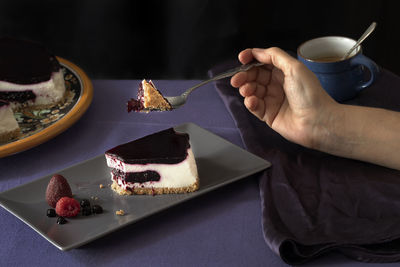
[297,36,379,102]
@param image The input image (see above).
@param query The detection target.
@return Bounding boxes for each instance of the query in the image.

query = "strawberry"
[46,174,72,208]
[55,197,81,217]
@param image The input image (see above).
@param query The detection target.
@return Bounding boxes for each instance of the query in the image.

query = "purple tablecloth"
[0,79,399,266]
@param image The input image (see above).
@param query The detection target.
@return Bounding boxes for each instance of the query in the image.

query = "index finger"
[238,48,254,64]
[251,47,298,76]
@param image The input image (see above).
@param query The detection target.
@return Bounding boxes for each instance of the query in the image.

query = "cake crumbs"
[116,209,125,216]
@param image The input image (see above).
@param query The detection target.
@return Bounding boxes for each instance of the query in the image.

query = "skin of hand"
[231,47,400,170]
[230,47,337,149]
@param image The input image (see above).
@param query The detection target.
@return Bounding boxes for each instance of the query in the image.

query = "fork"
[164,61,264,109]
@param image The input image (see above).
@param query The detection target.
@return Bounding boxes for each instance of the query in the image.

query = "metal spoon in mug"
[342,21,377,60]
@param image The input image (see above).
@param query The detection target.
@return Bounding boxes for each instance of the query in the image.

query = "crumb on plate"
[116,209,125,216]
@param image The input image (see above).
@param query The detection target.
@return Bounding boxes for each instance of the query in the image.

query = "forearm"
[313,104,400,170]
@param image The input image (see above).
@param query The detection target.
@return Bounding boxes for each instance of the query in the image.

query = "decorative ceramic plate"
[0,123,271,251]
[0,57,93,158]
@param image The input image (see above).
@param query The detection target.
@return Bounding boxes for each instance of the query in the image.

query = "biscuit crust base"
[111,179,199,195]
[142,80,172,111]
[0,128,20,143]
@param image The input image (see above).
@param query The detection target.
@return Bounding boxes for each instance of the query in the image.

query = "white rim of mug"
[297,36,362,63]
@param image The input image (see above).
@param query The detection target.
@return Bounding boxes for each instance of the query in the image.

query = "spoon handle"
[342,22,377,59]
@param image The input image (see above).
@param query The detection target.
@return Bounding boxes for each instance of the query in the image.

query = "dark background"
[1,0,399,79]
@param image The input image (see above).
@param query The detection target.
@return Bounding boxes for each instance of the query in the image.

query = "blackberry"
[92,205,103,214]
[47,209,56,217]
[82,206,92,216]
[57,217,67,225]
[80,199,91,208]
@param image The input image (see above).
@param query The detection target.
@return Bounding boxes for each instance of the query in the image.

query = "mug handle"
[350,54,380,91]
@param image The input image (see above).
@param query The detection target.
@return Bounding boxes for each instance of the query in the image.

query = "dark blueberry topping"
[80,199,91,208]
[112,169,160,183]
[0,37,61,84]
[0,100,9,107]
[0,91,36,103]
[46,209,56,217]
[56,217,67,225]
[82,206,92,216]
[127,98,143,112]
[127,81,145,112]
[105,128,190,164]
[92,205,103,214]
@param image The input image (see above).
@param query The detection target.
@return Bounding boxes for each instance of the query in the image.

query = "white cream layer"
[0,70,66,109]
[0,103,19,133]
[106,148,198,189]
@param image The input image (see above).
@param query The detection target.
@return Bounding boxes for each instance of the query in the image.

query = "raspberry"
[55,197,81,217]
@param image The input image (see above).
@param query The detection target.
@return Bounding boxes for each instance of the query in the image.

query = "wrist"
[305,102,400,170]
[311,104,373,160]
[309,102,349,154]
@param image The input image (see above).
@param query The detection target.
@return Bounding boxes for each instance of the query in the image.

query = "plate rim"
[0,57,93,158]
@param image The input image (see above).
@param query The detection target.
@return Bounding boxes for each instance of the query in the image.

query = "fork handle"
[182,61,264,97]
[212,61,264,80]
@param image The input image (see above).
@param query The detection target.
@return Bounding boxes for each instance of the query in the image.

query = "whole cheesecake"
[0,37,66,111]
[105,128,199,195]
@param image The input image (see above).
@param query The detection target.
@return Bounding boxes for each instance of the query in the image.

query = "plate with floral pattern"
[0,57,93,157]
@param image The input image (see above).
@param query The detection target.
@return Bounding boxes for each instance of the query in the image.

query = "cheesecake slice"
[0,38,66,111]
[127,80,172,112]
[0,100,20,143]
[105,128,199,195]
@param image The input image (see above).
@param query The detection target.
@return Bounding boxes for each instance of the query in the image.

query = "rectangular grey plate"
[0,122,271,251]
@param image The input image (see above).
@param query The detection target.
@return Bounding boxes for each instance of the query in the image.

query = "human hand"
[230,47,337,148]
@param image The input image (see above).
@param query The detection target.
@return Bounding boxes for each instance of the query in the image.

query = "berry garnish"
[92,205,103,214]
[47,209,56,217]
[82,206,92,216]
[55,197,81,217]
[57,217,67,225]
[80,199,91,208]
[46,174,72,208]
